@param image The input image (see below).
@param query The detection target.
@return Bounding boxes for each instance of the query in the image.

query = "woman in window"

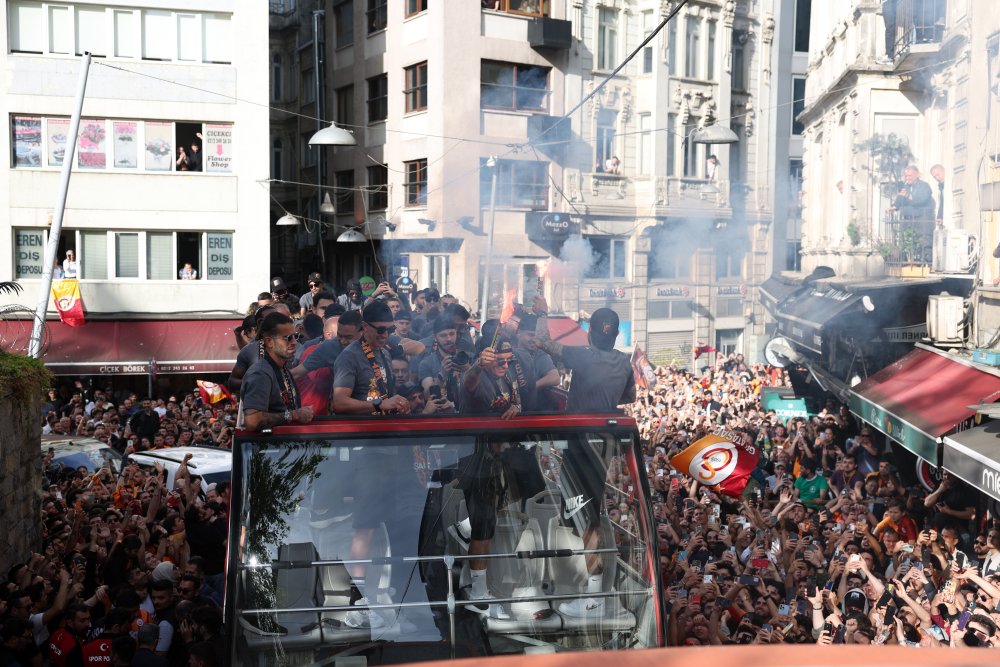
[62,251,78,279]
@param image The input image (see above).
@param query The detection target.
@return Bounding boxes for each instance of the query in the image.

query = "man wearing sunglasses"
[241,312,315,431]
[298,272,325,317]
[460,340,521,419]
[332,302,411,414]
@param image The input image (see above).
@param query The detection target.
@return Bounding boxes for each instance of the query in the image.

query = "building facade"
[276,0,790,368]
[2,0,269,379]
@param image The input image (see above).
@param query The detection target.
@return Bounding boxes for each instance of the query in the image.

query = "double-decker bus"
[226,413,664,665]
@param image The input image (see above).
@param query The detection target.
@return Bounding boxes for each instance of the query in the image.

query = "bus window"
[228,427,661,665]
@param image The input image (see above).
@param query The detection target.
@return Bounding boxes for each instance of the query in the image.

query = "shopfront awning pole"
[29,53,92,359]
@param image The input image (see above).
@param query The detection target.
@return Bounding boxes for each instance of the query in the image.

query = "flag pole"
[29,53,92,358]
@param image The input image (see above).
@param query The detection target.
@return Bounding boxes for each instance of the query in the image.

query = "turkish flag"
[669,428,760,498]
[51,279,85,327]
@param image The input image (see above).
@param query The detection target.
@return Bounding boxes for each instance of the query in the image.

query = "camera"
[453,351,470,366]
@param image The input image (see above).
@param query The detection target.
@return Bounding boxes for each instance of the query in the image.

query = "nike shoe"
[558,597,604,618]
[447,520,472,551]
[344,597,387,629]
[464,589,510,620]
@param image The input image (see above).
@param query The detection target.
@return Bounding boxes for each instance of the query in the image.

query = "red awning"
[547,316,590,346]
[851,344,1000,441]
[5,319,242,375]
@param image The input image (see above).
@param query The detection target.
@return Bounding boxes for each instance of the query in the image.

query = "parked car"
[127,446,232,494]
[42,436,123,475]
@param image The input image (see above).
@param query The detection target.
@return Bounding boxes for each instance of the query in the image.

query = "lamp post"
[29,54,91,359]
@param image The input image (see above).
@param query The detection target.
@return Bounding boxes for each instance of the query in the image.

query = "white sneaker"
[558,597,604,618]
[465,590,510,620]
[344,597,387,629]
[447,521,472,550]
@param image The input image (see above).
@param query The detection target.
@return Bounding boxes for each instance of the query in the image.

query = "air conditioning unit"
[932,228,975,273]
[927,294,965,344]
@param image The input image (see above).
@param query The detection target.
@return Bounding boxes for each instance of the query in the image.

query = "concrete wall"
[0,380,42,575]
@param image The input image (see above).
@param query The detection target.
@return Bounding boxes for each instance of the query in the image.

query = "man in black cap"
[418,316,470,409]
[411,288,441,337]
[515,313,560,410]
[338,279,366,312]
[394,310,414,340]
[270,276,299,312]
[298,272,326,317]
[531,296,634,412]
[240,312,315,431]
[331,302,411,414]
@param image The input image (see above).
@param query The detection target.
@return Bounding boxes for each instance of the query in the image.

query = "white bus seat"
[547,522,635,632]
[240,542,322,650]
[484,516,561,635]
[524,490,561,541]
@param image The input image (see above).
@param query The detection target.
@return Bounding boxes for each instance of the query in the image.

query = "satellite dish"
[764,337,796,368]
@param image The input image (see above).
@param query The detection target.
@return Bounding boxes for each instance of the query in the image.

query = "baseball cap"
[362,301,393,324]
[588,308,620,350]
[307,272,323,283]
[270,277,288,293]
[394,310,412,322]
[842,588,869,614]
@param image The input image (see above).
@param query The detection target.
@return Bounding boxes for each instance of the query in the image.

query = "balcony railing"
[482,0,549,18]
[890,0,946,59]
[881,214,934,276]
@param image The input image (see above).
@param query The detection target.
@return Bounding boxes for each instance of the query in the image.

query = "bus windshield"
[229,425,661,665]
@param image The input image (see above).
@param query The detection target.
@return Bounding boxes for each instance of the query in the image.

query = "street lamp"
[309,123,357,146]
[276,212,300,226]
[336,227,367,242]
[690,123,739,145]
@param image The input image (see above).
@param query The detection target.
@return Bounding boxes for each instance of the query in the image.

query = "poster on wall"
[12,116,42,167]
[77,119,107,169]
[113,121,138,169]
[203,123,233,172]
[46,119,69,167]
[144,121,173,171]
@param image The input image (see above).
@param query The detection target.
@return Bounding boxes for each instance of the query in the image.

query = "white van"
[126,446,231,494]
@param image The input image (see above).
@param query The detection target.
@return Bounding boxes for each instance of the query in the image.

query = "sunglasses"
[495,358,511,367]
[270,333,295,342]
[426,296,440,302]
[365,323,396,335]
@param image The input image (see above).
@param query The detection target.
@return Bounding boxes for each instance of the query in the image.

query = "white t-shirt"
[62,259,79,278]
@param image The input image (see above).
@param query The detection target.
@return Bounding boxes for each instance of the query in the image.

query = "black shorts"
[457,448,504,541]
[559,444,606,528]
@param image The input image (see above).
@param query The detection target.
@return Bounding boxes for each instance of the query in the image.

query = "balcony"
[890,0,946,68]
[483,0,550,18]
[880,216,933,278]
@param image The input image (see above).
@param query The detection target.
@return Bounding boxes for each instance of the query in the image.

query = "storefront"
[849,344,1000,466]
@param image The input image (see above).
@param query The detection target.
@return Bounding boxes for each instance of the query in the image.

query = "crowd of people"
[5,272,999,667]
[627,358,1000,648]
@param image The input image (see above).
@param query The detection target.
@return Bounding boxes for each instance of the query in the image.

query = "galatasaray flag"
[197,380,234,405]
[631,346,656,390]
[51,279,85,327]
[669,427,760,498]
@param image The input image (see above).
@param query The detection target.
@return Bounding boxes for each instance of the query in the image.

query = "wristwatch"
[372,397,383,412]
[283,409,293,423]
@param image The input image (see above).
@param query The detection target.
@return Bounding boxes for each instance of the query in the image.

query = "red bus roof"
[236,413,636,438]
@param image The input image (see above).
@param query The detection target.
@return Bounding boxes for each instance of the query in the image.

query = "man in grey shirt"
[531,297,634,412]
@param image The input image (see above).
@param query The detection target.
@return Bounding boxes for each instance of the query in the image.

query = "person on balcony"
[888,165,935,263]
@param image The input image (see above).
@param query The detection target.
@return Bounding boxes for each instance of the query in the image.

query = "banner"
[51,279,85,327]
[197,380,234,405]
[631,346,656,390]
[669,426,760,498]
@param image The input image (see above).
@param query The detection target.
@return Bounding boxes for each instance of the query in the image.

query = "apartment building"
[2,0,269,380]
[276,0,789,367]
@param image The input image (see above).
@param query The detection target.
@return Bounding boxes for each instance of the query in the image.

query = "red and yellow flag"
[631,346,655,390]
[51,279,85,327]
[669,426,760,498]
[197,380,234,405]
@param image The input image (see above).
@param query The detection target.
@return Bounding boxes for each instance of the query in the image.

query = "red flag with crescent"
[669,427,760,498]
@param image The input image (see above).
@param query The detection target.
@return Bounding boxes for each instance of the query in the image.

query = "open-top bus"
[227,414,664,665]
